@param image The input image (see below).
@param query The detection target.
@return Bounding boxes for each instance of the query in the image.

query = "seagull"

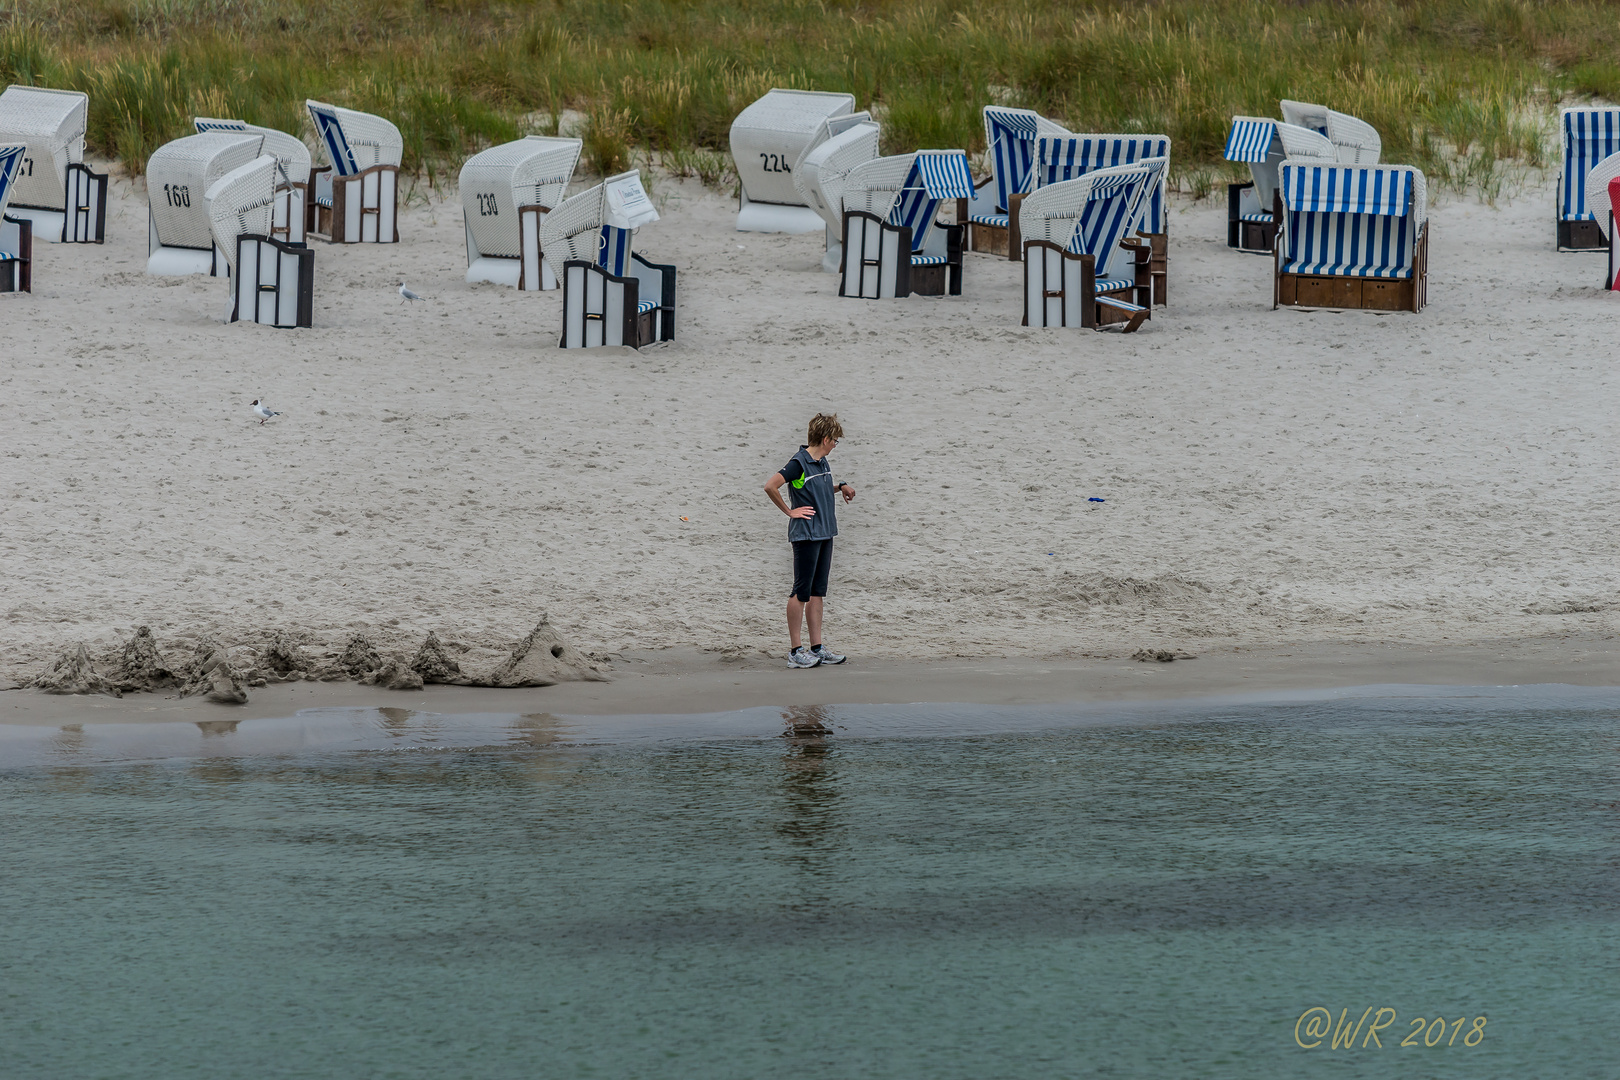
[250,399,280,425]
[398,282,425,304]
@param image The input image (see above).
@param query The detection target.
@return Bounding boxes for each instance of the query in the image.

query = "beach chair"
[1020,158,1165,333]
[304,100,401,244]
[1034,134,1172,303]
[792,117,881,273]
[1223,117,1336,253]
[730,89,858,234]
[0,85,106,242]
[1582,154,1620,288]
[1558,107,1620,250]
[839,150,974,300]
[146,132,266,276]
[542,170,675,348]
[1278,101,1382,164]
[459,136,582,290]
[964,106,1072,258]
[0,142,31,292]
[201,155,314,328]
[1274,161,1427,313]
[194,117,311,244]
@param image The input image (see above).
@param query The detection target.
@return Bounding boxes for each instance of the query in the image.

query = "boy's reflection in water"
[777,706,843,892]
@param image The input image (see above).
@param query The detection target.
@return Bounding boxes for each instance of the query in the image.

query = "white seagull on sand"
[250,399,281,425]
[398,282,425,304]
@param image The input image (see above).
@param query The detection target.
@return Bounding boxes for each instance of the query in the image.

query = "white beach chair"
[1278,100,1382,164]
[792,117,881,273]
[0,85,107,242]
[194,117,311,244]
[1582,153,1620,289]
[1274,161,1427,313]
[730,89,858,233]
[0,142,31,292]
[459,136,582,290]
[840,150,974,299]
[1223,117,1336,253]
[304,100,402,243]
[146,132,266,275]
[964,105,1072,258]
[202,155,314,328]
[1558,107,1620,251]
[1020,158,1165,333]
[542,170,675,348]
[1034,134,1172,303]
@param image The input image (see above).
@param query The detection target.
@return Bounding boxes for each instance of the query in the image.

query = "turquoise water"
[1,686,1615,1079]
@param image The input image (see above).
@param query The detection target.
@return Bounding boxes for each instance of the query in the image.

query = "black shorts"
[790,538,833,602]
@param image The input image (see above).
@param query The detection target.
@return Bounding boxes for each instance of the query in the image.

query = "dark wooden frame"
[1022,238,1153,332]
[1228,181,1280,254]
[0,213,32,293]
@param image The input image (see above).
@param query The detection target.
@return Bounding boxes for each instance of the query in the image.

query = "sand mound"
[256,631,313,679]
[29,643,121,696]
[477,615,606,687]
[410,631,465,684]
[1130,648,1196,663]
[338,634,383,678]
[361,657,425,691]
[178,639,248,704]
[112,626,178,692]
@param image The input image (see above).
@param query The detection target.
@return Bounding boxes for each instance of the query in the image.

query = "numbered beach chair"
[964,106,1072,258]
[207,156,314,329]
[304,100,401,244]
[1020,158,1164,333]
[1278,101,1382,164]
[1558,107,1620,250]
[193,117,311,244]
[1034,134,1171,303]
[792,117,881,273]
[1223,117,1336,253]
[730,89,858,233]
[840,150,974,300]
[0,85,106,242]
[1274,161,1427,313]
[459,136,582,290]
[146,132,266,275]
[0,142,31,292]
[542,170,675,349]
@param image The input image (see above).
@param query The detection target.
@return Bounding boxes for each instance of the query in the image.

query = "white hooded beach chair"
[964,106,1072,258]
[0,85,106,242]
[459,135,582,290]
[1278,101,1382,164]
[730,89,858,233]
[1558,107,1620,251]
[1223,117,1336,252]
[840,150,974,300]
[1274,162,1427,313]
[193,117,311,244]
[792,117,881,273]
[1020,158,1165,333]
[204,155,314,328]
[543,170,674,348]
[1582,154,1620,289]
[146,132,266,276]
[0,142,31,292]
[305,100,401,243]
[1033,134,1171,303]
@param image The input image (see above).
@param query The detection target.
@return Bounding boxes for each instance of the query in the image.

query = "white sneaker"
[787,646,821,669]
[812,644,846,665]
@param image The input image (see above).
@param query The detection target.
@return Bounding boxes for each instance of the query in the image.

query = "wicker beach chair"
[204,155,314,329]
[964,106,1072,258]
[792,117,881,273]
[1223,117,1336,253]
[542,170,675,349]
[304,100,402,244]
[459,136,582,290]
[0,85,106,243]
[0,142,31,292]
[194,117,312,244]
[730,89,858,234]
[1582,154,1620,289]
[840,150,975,300]
[146,132,265,276]
[1020,158,1165,333]
[1558,107,1620,251]
[1279,100,1382,164]
[1033,134,1172,303]
[1274,161,1427,313]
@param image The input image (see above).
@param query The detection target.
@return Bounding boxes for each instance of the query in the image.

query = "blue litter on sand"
[1088,497,1105,502]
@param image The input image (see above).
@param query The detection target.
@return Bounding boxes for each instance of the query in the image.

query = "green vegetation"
[2,0,1616,193]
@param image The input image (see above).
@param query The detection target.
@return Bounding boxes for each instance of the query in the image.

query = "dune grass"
[1,0,1615,193]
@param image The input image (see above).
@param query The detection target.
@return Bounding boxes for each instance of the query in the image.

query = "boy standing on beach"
[764,414,855,669]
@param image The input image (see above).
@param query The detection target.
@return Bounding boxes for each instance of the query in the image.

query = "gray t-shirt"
[780,446,839,542]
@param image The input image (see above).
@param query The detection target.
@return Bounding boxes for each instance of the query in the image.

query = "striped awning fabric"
[1561,108,1620,221]
[307,103,357,176]
[0,142,26,207]
[916,151,975,198]
[1037,135,1171,233]
[1223,119,1276,163]
[985,106,1041,138]
[1280,163,1413,216]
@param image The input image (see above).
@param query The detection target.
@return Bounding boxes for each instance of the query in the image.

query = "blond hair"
[807,413,844,445]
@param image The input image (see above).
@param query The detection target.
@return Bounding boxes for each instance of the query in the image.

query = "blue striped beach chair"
[1274,162,1428,313]
[304,100,402,244]
[542,170,676,349]
[1035,134,1172,303]
[840,150,975,299]
[1020,158,1165,333]
[1558,107,1620,250]
[0,85,107,243]
[964,106,1071,258]
[0,142,32,292]
[1223,117,1335,252]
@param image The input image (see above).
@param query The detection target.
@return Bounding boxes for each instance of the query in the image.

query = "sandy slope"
[2,172,1618,683]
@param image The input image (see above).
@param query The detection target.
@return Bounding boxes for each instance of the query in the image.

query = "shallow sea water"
[1,685,1616,1079]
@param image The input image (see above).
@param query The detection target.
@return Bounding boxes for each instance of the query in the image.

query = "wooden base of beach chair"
[968,193,1023,260]
[308,164,398,244]
[0,213,31,293]
[1276,273,1422,313]
[1558,218,1607,251]
[1228,182,1279,254]
[232,234,314,327]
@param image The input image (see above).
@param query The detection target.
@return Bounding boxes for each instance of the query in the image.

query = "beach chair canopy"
[1278,162,1426,279]
[538,169,658,278]
[843,150,974,251]
[730,89,856,207]
[1020,158,1164,282]
[205,154,277,276]
[981,105,1072,213]
[305,100,403,175]
[0,142,25,213]
[1561,107,1620,223]
[1223,118,1335,165]
[1584,149,1620,226]
[459,135,582,259]
[1035,134,1171,234]
[147,132,266,250]
[0,85,87,211]
[1279,100,1382,164]
[193,117,312,187]
[792,119,881,234]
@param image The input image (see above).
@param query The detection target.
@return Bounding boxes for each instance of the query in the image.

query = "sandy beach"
[3,170,1619,707]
